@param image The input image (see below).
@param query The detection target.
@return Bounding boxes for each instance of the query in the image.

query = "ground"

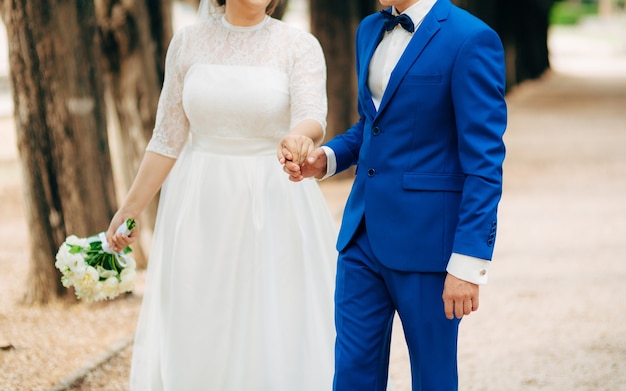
[1,17,625,391]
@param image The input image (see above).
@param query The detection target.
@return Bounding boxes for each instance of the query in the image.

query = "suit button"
[372,127,381,135]
[368,169,376,177]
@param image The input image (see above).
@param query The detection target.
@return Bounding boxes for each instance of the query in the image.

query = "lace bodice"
[146,15,327,158]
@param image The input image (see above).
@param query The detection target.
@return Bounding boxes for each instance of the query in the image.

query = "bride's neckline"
[221,15,270,32]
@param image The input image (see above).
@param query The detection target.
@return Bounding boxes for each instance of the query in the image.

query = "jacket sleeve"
[450,26,507,260]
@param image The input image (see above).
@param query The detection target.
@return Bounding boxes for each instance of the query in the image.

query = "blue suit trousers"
[333,221,461,391]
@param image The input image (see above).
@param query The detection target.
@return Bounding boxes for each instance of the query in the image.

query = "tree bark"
[309,0,378,141]
[453,0,555,90]
[94,0,173,267]
[1,0,116,304]
[308,0,376,179]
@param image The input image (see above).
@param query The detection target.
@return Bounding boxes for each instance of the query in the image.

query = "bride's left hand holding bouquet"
[55,218,137,302]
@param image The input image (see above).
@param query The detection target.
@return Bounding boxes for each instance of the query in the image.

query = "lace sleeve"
[146,30,190,158]
[288,32,328,136]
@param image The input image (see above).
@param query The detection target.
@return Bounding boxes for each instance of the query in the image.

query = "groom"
[284,0,507,389]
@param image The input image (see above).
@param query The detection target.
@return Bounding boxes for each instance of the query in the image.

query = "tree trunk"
[453,0,555,90]
[94,0,173,267]
[309,0,378,141]
[308,0,376,179]
[1,0,116,304]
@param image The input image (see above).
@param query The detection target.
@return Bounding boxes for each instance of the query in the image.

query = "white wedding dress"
[131,14,338,390]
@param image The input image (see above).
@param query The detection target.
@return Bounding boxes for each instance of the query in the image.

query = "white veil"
[197,0,224,21]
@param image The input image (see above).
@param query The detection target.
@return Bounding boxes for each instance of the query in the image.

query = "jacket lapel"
[358,23,385,118]
[375,1,448,118]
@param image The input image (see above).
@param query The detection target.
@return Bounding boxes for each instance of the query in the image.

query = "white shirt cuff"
[318,146,337,180]
[446,253,490,285]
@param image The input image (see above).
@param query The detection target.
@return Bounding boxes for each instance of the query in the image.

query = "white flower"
[101,277,120,298]
[96,265,118,279]
[55,219,137,302]
[124,256,136,269]
[119,268,136,292]
[65,235,88,248]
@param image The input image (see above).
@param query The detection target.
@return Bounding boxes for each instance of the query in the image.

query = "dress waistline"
[190,135,279,156]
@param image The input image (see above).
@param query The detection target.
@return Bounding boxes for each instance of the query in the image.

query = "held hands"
[106,212,139,253]
[277,135,327,182]
[278,133,315,168]
[442,273,479,320]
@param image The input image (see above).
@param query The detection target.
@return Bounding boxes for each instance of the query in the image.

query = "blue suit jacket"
[326,0,507,272]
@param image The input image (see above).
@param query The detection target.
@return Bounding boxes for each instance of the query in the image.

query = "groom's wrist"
[316,146,336,180]
[446,253,490,285]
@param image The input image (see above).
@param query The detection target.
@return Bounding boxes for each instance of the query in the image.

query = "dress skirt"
[130,137,338,390]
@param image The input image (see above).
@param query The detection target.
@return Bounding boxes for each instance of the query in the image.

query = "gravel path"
[1,18,625,391]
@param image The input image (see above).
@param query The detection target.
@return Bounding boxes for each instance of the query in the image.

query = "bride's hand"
[106,212,139,253]
[277,134,315,167]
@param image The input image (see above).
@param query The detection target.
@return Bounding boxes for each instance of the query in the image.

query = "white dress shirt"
[321,1,491,285]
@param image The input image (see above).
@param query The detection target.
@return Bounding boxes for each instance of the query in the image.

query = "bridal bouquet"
[55,218,137,302]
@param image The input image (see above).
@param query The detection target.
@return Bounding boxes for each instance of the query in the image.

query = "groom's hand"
[281,147,328,182]
[300,148,327,180]
[442,274,479,319]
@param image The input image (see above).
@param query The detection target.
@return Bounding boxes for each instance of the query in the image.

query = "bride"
[106,0,338,389]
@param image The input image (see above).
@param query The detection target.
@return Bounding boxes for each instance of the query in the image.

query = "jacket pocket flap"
[402,173,466,191]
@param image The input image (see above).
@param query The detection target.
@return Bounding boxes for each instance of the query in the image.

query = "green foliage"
[550,1,599,25]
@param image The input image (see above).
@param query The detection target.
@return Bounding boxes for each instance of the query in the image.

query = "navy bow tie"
[381,10,414,33]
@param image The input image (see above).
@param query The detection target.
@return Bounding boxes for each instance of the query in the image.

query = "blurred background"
[2,0,623,303]
[0,1,625,390]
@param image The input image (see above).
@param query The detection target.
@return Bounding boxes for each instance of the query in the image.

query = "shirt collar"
[393,0,438,29]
